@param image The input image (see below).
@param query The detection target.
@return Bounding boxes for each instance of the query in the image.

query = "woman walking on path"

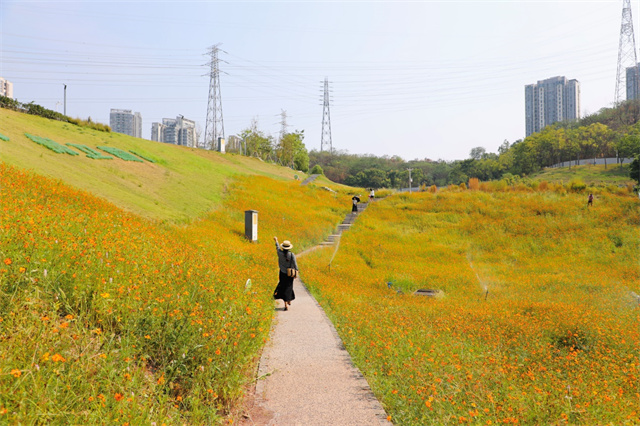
[351,195,361,213]
[273,237,298,311]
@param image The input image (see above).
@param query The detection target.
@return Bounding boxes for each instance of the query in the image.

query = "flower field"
[302,187,639,425]
[0,162,345,424]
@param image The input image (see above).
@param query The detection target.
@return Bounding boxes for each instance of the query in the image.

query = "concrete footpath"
[240,276,391,425]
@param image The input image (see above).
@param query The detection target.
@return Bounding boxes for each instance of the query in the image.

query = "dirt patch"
[236,385,275,426]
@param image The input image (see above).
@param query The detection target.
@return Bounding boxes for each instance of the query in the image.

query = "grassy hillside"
[0,162,348,424]
[532,163,634,187]
[0,108,317,222]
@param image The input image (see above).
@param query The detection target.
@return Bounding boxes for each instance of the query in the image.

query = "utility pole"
[615,0,639,105]
[63,84,67,116]
[407,168,413,194]
[204,44,225,150]
[320,77,333,153]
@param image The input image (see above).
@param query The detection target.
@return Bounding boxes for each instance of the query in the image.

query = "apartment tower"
[110,109,142,138]
[151,115,197,147]
[0,77,14,98]
[524,76,580,137]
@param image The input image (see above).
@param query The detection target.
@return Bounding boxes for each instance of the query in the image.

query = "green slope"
[0,108,311,222]
[531,163,634,186]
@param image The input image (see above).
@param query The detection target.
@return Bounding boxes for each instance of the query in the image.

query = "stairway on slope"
[319,202,369,246]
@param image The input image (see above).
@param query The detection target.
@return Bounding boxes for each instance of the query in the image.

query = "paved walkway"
[242,275,391,426]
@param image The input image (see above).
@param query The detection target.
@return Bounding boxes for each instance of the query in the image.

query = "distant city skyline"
[0,1,631,161]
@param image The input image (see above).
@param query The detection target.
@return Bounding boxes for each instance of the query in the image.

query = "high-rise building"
[110,109,142,138]
[152,115,197,147]
[151,122,165,143]
[626,63,640,100]
[176,116,197,147]
[0,77,14,98]
[524,76,580,137]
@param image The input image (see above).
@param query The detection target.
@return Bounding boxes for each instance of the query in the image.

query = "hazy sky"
[0,1,632,161]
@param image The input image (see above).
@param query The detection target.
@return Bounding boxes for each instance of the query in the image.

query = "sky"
[0,0,634,161]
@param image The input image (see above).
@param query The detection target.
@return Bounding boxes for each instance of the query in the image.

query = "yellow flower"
[10,369,21,378]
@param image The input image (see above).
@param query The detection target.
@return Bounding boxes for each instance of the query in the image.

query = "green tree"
[616,133,640,164]
[240,118,273,161]
[630,155,640,185]
[276,130,308,172]
[469,146,486,160]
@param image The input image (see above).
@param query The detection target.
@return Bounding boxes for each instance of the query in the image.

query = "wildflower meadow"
[302,186,639,425]
[0,163,345,424]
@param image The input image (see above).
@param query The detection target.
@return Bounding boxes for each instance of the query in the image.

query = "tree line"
[308,100,640,189]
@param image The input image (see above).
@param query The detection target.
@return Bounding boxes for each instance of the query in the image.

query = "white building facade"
[0,77,14,98]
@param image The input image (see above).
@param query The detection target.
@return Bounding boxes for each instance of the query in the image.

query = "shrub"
[459,182,467,190]
[468,177,479,190]
[310,164,324,175]
[0,95,21,110]
[129,150,156,163]
[568,178,587,192]
[97,146,144,162]
[66,143,113,160]
[25,133,79,156]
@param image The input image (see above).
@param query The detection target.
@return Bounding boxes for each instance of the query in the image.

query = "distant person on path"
[369,188,375,202]
[587,193,593,207]
[352,195,361,213]
[273,237,298,311]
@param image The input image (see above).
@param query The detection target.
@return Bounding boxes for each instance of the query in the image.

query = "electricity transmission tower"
[615,0,639,105]
[279,109,288,142]
[278,109,290,166]
[204,44,225,150]
[320,77,333,153]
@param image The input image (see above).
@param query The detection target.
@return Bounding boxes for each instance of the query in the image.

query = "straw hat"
[280,240,293,250]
